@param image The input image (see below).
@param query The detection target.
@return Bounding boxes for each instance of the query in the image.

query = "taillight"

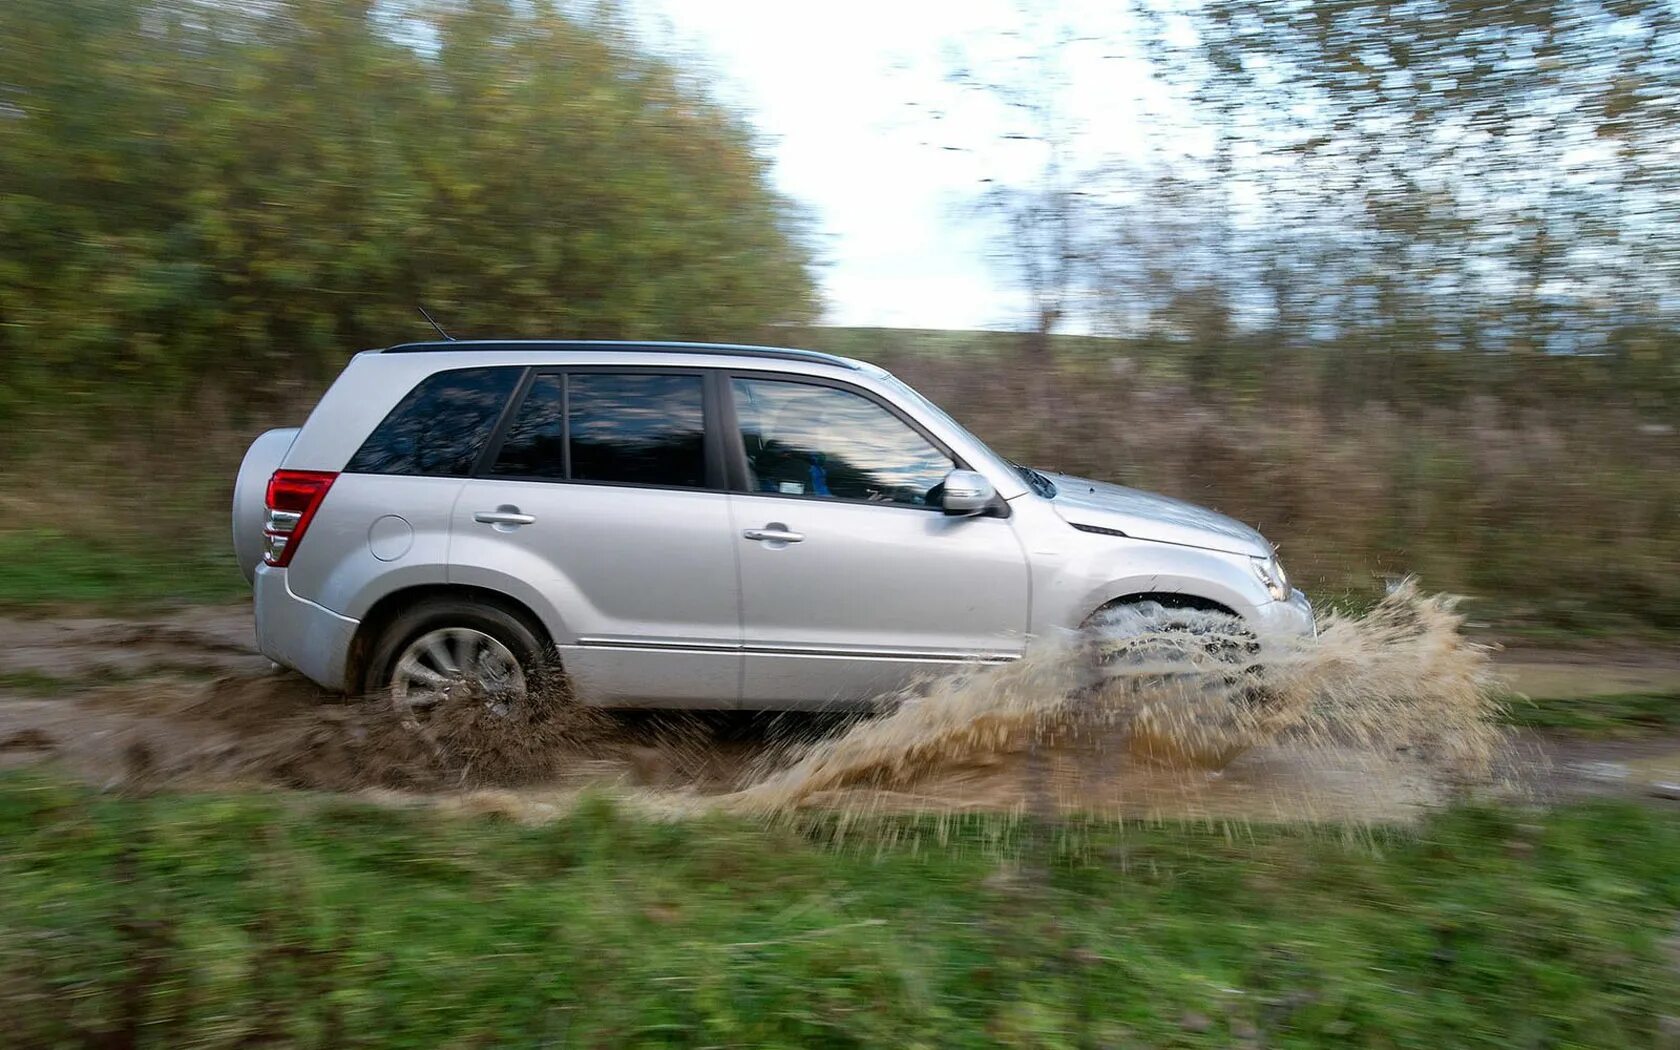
[262,470,338,568]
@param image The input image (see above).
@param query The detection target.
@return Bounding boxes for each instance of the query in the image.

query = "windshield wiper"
[1010,461,1058,499]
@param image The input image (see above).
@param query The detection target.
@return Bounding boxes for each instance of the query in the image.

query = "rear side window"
[491,372,706,488]
[490,374,566,480]
[345,367,521,477]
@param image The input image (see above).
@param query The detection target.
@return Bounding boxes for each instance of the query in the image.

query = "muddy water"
[723,584,1505,822]
[0,585,1540,825]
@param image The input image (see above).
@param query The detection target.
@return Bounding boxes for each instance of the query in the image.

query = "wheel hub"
[388,627,527,716]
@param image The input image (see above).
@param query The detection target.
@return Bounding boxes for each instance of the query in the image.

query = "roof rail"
[380,339,862,370]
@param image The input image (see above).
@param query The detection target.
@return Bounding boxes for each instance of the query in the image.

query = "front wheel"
[364,599,548,718]
[1080,599,1261,770]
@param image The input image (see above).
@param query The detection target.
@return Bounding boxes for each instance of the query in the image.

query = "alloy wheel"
[388,627,528,717]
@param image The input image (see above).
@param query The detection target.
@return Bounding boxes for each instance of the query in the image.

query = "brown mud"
[0,588,1675,822]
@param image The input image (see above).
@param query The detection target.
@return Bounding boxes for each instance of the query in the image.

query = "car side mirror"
[940,469,997,516]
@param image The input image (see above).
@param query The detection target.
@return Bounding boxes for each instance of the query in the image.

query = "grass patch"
[0,527,245,612]
[0,669,82,696]
[1502,691,1680,736]
[0,776,1676,1047]
[0,665,221,698]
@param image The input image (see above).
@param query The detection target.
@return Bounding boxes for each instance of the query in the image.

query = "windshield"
[875,373,1057,498]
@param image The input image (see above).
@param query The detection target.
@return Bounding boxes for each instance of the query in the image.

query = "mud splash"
[725,583,1505,820]
[0,586,1512,823]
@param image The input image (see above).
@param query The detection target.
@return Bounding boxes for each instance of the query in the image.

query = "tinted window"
[568,373,706,487]
[731,378,953,506]
[345,367,521,477]
[490,374,566,479]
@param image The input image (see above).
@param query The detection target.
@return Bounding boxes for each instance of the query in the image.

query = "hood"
[1040,472,1271,558]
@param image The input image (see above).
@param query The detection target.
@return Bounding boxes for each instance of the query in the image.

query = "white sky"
[634,0,1164,331]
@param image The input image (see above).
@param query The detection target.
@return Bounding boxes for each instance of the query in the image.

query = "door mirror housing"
[940,469,997,516]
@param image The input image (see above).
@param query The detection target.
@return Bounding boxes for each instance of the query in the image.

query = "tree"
[1144,0,1680,362]
[925,8,1127,357]
[0,0,818,430]
[927,0,1678,403]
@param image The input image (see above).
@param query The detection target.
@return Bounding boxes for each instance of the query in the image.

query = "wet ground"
[1,602,1677,821]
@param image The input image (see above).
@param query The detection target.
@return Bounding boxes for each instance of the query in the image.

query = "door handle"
[474,507,536,527]
[743,525,804,544]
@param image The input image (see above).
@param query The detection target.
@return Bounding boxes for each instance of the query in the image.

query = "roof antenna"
[417,303,455,341]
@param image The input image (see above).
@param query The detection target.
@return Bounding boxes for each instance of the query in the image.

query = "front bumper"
[1252,588,1316,640]
[253,565,360,692]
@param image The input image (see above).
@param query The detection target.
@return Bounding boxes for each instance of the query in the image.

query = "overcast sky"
[635,1,1162,332]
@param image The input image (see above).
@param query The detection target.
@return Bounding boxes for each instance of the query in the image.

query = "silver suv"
[233,341,1313,711]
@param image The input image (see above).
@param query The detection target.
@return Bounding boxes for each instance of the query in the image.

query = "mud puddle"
[0,605,269,681]
[0,589,1672,822]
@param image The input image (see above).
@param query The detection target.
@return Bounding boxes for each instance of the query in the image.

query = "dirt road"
[1,603,1677,820]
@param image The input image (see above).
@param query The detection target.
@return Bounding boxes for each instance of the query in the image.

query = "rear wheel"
[364,599,548,717]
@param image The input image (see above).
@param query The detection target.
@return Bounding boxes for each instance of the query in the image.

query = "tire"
[1083,599,1256,671]
[363,597,550,715]
[1080,599,1260,770]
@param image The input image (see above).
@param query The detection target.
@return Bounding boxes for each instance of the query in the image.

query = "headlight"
[1251,552,1290,601]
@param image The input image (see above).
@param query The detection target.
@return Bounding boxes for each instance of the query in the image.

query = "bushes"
[0,0,816,432]
[844,337,1680,634]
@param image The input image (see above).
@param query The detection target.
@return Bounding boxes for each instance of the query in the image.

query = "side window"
[490,374,565,479]
[492,372,707,488]
[345,367,521,477]
[731,378,954,507]
[570,373,706,487]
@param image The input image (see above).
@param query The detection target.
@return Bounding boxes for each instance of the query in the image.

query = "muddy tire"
[1081,599,1259,770]
[364,598,550,715]
[1083,599,1256,667]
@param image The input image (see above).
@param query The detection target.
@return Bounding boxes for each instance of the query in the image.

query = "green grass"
[1502,691,1680,736]
[0,527,246,611]
[0,665,222,698]
[1,775,1677,1047]
[0,669,82,696]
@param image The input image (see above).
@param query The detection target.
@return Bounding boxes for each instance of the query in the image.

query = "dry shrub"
[882,351,1680,630]
[6,342,1677,631]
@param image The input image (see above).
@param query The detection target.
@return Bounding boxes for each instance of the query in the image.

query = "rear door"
[285,366,524,617]
[725,374,1031,708]
[452,368,740,707]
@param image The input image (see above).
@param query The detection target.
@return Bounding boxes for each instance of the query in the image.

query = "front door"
[725,375,1031,707]
[452,369,740,706]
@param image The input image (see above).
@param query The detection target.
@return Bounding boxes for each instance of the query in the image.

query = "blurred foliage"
[0,527,244,611]
[0,0,817,432]
[932,1,1680,406]
[0,323,1675,635]
[1133,0,1680,395]
[1504,690,1680,734]
[1,780,1677,1047]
